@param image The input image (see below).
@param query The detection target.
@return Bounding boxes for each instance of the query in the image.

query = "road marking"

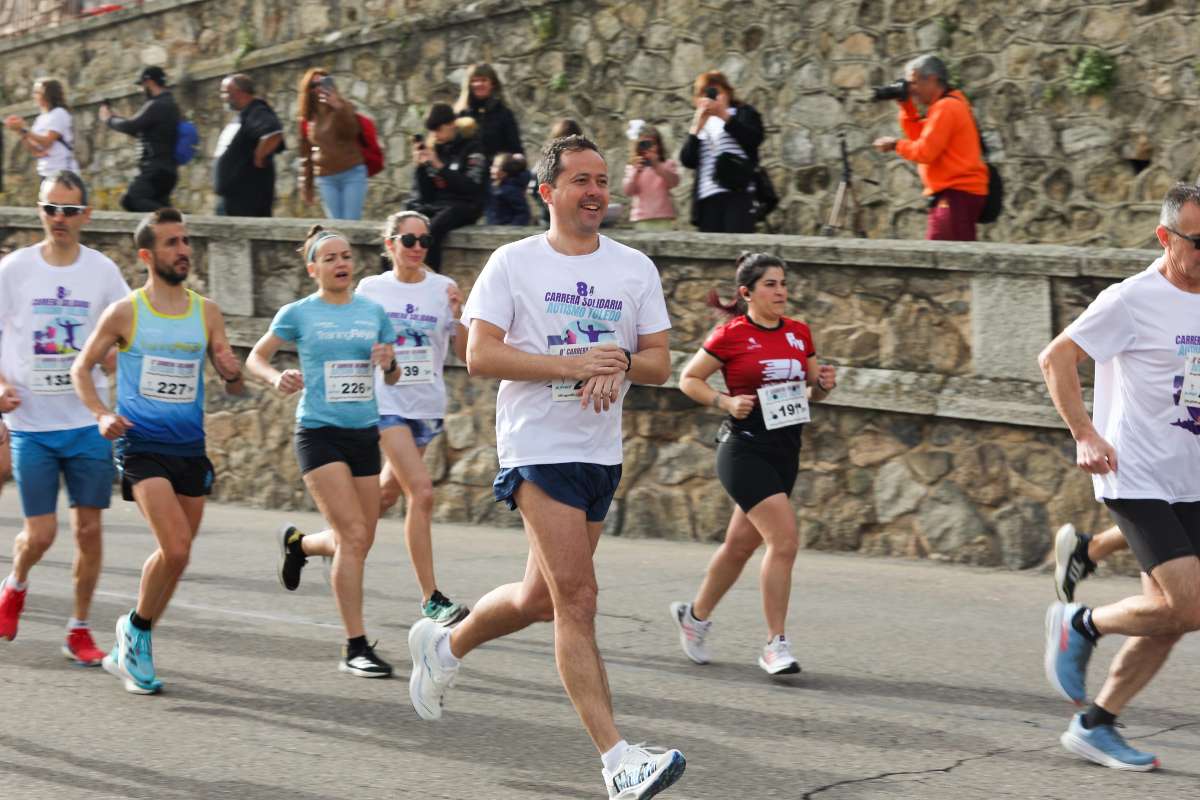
[92,589,344,630]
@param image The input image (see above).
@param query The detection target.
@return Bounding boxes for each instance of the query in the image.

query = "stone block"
[994,499,1050,569]
[873,459,925,523]
[444,413,476,450]
[207,238,254,317]
[650,440,712,485]
[916,482,996,564]
[447,446,498,487]
[971,274,1052,383]
[904,451,952,485]
[623,485,693,540]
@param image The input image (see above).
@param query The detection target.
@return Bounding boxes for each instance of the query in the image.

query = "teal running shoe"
[1044,601,1093,705]
[102,612,162,695]
[421,590,470,626]
[1060,713,1159,771]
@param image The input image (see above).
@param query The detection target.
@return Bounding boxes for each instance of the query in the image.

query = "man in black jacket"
[213,74,284,217]
[100,66,180,212]
[409,103,487,271]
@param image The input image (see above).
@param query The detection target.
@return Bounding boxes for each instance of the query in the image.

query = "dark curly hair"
[535,134,602,187]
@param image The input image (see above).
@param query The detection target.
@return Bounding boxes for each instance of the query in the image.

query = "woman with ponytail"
[670,252,837,676]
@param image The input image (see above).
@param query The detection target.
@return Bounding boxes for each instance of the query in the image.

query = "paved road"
[0,490,1197,799]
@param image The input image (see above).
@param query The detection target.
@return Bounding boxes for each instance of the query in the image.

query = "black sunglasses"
[392,233,433,249]
[39,203,86,217]
[1165,226,1200,250]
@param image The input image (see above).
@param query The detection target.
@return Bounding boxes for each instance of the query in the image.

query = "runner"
[1042,182,1200,770]
[406,134,686,800]
[247,225,400,677]
[1053,523,1128,602]
[358,210,469,624]
[72,207,245,694]
[0,170,129,665]
[669,253,836,676]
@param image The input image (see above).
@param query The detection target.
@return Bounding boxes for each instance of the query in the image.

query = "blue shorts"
[379,415,444,448]
[493,462,622,523]
[10,426,115,517]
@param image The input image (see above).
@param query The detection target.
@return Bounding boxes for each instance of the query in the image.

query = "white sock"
[67,618,88,631]
[4,574,27,592]
[601,739,629,773]
[436,632,460,669]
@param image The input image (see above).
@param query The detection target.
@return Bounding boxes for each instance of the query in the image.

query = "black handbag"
[714,152,754,192]
[751,166,779,222]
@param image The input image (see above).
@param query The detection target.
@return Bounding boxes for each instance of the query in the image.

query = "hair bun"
[306,223,325,238]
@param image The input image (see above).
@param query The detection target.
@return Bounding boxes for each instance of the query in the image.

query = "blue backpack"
[174,120,199,165]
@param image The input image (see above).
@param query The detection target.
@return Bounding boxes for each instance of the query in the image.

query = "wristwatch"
[621,348,632,372]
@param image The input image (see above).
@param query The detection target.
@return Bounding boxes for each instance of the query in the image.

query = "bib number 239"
[139,356,200,403]
[757,381,809,430]
[325,360,374,403]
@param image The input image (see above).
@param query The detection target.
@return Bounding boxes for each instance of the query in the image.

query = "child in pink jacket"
[622,122,679,231]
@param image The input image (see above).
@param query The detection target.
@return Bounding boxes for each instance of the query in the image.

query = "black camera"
[412,134,424,145]
[871,79,909,102]
[704,86,718,100]
[636,140,652,153]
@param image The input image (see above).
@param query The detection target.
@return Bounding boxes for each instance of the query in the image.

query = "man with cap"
[99,66,181,213]
[406,102,487,272]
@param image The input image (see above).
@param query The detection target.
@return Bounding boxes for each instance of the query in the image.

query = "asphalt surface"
[0,490,1197,799]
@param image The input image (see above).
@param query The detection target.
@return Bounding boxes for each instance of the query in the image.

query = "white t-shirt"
[0,244,130,432]
[1065,258,1200,502]
[32,107,78,176]
[462,233,671,467]
[357,269,460,419]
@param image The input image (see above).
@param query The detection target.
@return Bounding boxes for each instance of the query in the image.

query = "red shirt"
[703,314,816,441]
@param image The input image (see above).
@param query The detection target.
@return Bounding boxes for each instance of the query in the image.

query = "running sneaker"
[0,582,26,641]
[1054,524,1096,603]
[408,617,458,721]
[1060,713,1159,771]
[63,627,105,666]
[668,601,712,665]
[604,743,687,800]
[758,634,801,676]
[102,613,162,694]
[277,524,308,591]
[421,590,470,626]
[339,641,393,678]
[1044,601,1093,705]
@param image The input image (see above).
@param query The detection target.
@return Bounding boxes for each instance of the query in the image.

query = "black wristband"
[622,348,632,372]
[385,358,398,374]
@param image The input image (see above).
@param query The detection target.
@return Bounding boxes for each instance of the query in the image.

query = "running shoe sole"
[102,653,162,695]
[62,644,103,667]
[1060,729,1159,771]
[408,618,447,721]
[634,751,687,800]
[277,524,302,591]
[1044,603,1082,705]
[338,661,393,678]
[758,656,802,676]
[1054,523,1077,603]
[668,601,709,665]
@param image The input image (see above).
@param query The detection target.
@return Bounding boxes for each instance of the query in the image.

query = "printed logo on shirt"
[785,332,806,352]
[387,304,439,347]
[746,336,762,351]
[547,321,617,348]
[1172,335,1200,434]
[543,281,625,323]
[760,358,806,382]
[32,286,91,355]
[313,319,378,342]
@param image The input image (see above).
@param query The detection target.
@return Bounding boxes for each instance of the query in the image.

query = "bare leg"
[1091,556,1200,638]
[1094,574,1183,715]
[450,549,557,658]
[70,506,104,621]
[379,426,437,601]
[1088,525,1128,562]
[302,463,380,639]
[130,480,205,621]
[744,493,800,639]
[11,513,57,584]
[692,507,761,620]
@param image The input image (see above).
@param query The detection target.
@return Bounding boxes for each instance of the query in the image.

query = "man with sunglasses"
[0,170,130,665]
[1040,182,1200,771]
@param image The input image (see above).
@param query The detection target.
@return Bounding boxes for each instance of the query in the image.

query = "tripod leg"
[847,183,867,238]
[823,181,848,236]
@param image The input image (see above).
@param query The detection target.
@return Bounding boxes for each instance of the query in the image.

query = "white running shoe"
[604,743,686,800]
[668,601,712,665]
[408,617,458,720]
[758,634,801,675]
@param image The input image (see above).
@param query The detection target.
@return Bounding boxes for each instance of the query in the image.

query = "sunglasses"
[391,233,433,249]
[39,203,86,217]
[1165,225,1200,250]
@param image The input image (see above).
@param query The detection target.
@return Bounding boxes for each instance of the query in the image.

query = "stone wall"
[0,209,1153,574]
[0,0,1192,246]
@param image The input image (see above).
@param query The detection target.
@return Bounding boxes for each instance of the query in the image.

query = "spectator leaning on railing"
[213,73,285,218]
[297,67,366,221]
[4,78,79,178]
[872,54,989,242]
[679,70,764,234]
[99,66,180,213]
[622,121,679,231]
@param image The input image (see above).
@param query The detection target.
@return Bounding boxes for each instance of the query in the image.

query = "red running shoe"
[0,583,26,641]
[63,627,105,666]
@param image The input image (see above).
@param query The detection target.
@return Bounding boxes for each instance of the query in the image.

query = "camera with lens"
[871,79,909,102]
[636,140,652,153]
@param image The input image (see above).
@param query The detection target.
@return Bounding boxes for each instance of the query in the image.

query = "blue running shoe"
[102,613,162,695]
[1044,602,1093,705]
[1060,713,1159,771]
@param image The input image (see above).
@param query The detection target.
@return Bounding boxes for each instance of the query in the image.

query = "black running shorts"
[294,426,381,477]
[118,451,214,502]
[715,436,799,513]
[1103,498,1200,573]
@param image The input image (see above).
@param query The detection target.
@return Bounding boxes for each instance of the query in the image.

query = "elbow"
[464,349,485,377]
[1037,344,1058,383]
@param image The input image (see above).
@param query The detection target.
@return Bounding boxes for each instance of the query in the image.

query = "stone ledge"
[0,0,207,56]
[0,208,1158,280]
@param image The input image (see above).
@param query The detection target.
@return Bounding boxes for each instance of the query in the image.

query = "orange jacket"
[896,90,989,196]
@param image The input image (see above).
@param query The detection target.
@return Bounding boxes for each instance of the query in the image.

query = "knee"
[768,532,800,562]
[555,581,599,624]
[720,537,758,564]
[21,520,58,554]
[161,543,190,575]
[407,480,434,514]
[1170,603,1200,634]
[74,519,102,553]
[337,523,374,559]
[379,483,402,513]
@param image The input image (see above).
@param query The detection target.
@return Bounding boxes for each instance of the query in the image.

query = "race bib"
[395,347,435,385]
[139,356,200,404]
[324,360,374,403]
[549,343,595,401]
[1182,353,1200,408]
[30,353,76,395]
[757,381,810,430]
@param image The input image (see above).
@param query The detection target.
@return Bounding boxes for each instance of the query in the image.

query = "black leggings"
[427,203,482,271]
[696,191,755,233]
[715,437,799,513]
[121,166,177,212]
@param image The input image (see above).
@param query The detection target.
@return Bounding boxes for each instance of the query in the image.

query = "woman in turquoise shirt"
[247,225,400,678]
